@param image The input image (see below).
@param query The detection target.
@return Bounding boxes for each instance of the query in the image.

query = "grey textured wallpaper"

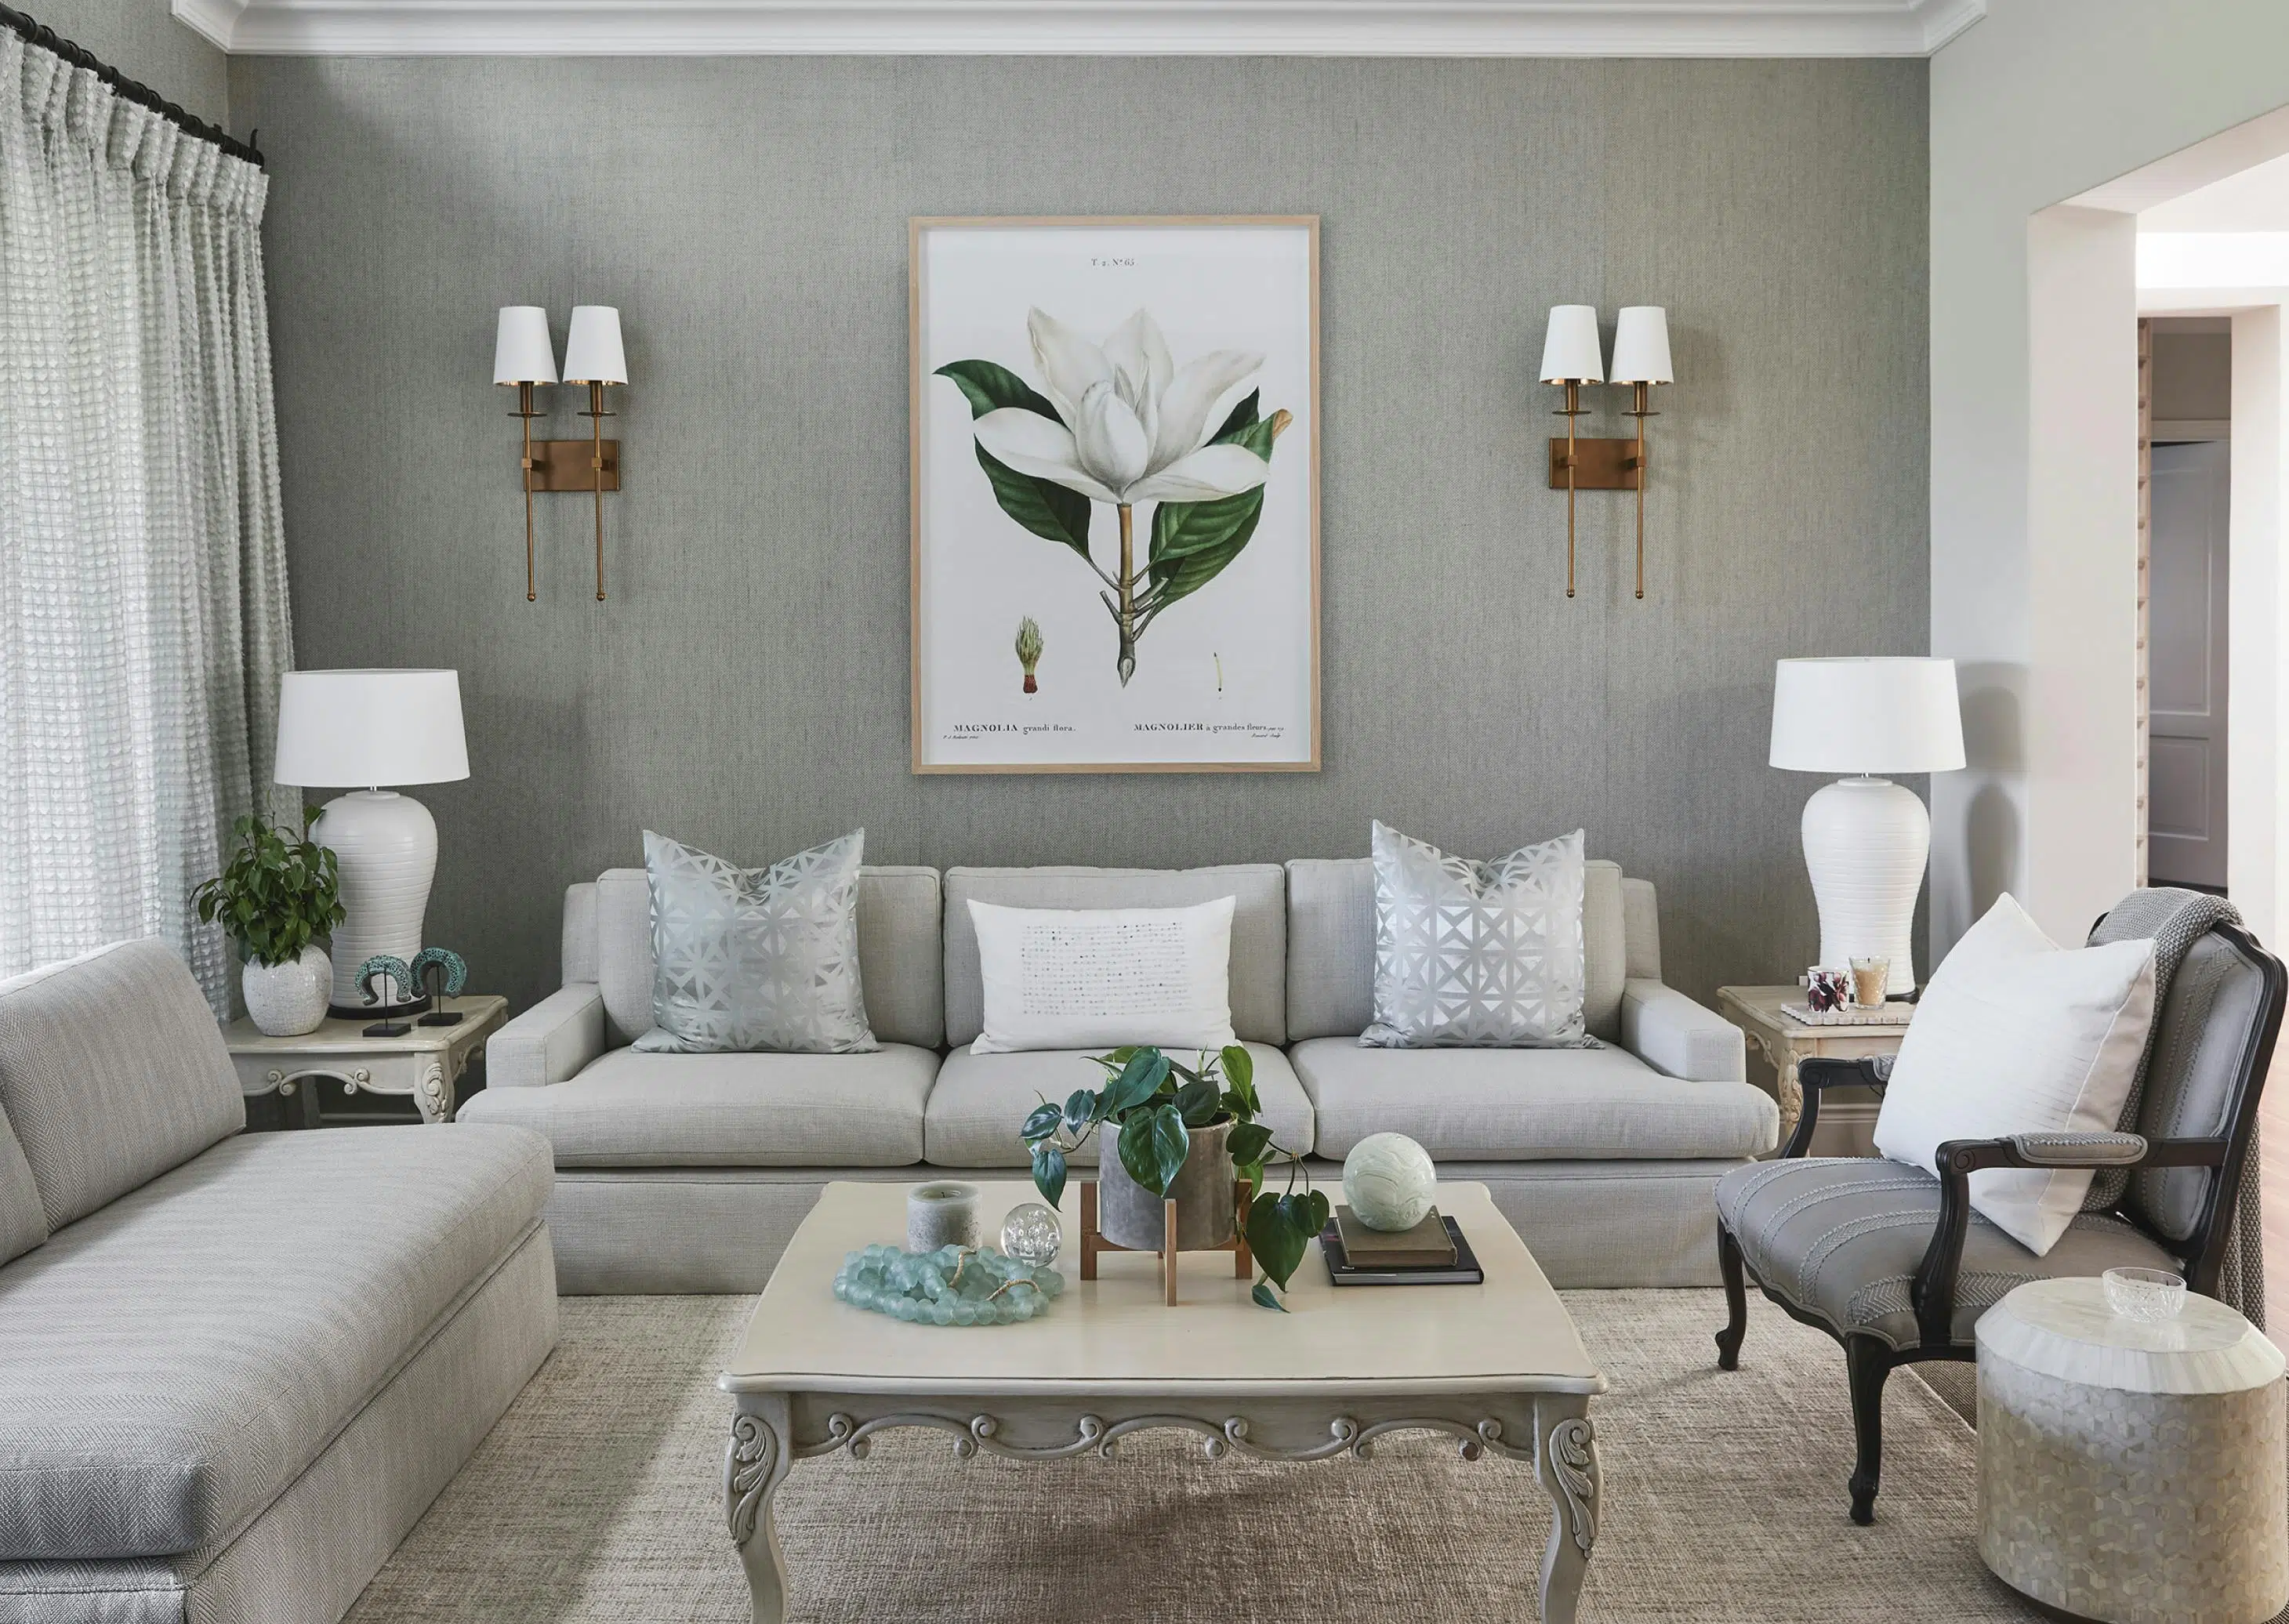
[228,55,1928,1017]
[34,0,226,125]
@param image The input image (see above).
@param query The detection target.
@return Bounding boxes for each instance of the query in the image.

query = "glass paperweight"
[833,1243,1064,1326]
[999,1202,1064,1268]
[2103,1266,2187,1322]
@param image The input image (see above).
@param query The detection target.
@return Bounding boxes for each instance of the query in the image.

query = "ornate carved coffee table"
[720,1180,1605,1622]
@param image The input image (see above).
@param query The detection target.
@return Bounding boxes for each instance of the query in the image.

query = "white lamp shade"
[492,306,557,386]
[273,669,470,788]
[1610,306,1674,384]
[1539,304,1604,383]
[1769,657,1966,775]
[563,305,627,384]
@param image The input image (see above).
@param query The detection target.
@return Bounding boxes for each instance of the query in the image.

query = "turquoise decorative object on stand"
[834,1244,1063,1325]
[354,955,416,1038]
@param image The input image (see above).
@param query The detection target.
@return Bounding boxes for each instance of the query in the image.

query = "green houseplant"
[193,810,346,1037]
[1021,1045,1329,1311]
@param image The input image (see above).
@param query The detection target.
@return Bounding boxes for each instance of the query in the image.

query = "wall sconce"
[492,303,624,603]
[1539,304,1604,600]
[1541,303,1674,600]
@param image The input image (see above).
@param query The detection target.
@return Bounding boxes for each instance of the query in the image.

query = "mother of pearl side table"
[1977,1278,2288,1624]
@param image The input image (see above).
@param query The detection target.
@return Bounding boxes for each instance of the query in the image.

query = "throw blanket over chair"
[1711,890,2285,1523]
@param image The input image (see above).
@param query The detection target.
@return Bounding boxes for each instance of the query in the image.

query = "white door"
[2148,439,2230,890]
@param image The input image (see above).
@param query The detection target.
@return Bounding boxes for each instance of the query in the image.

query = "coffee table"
[720,1179,1606,1622]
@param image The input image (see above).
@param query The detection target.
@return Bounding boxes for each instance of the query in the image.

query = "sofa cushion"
[1288,1036,1777,1161]
[0,1100,44,1267]
[924,1042,1315,1167]
[1286,857,1627,1043]
[0,939,244,1230]
[1716,1157,2183,1350]
[0,1123,550,1560]
[944,867,1286,1048]
[594,865,944,1051]
[457,1043,937,1167]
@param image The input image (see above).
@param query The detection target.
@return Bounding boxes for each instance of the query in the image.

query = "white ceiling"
[2142,148,2289,234]
[174,0,1986,58]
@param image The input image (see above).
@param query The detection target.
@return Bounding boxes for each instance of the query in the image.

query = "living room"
[2,1,2285,1619]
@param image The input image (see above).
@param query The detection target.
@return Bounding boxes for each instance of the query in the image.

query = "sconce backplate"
[524,439,622,491]
[1546,437,1641,491]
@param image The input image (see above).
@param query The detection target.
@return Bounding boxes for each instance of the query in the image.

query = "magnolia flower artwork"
[912,217,1319,773]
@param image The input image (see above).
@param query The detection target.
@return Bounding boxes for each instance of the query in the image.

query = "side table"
[1714,985,1911,1154]
[226,995,508,1127]
[1978,1277,2289,1622]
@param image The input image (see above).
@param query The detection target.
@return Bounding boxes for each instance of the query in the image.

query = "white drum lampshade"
[492,306,557,386]
[1540,304,1604,383]
[274,669,470,1013]
[1770,658,1964,995]
[563,305,627,384]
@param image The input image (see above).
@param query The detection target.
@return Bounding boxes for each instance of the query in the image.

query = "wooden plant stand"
[1079,1180,1253,1306]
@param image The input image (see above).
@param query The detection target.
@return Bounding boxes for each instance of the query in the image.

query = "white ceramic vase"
[1799,775,1928,995]
[314,789,437,1011]
[242,945,332,1037]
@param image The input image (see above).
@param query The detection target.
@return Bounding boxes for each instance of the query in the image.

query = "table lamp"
[273,669,470,1015]
[1768,657,1964,995]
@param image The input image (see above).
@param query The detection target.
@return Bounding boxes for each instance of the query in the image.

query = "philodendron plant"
[1021,1045,1329,1312]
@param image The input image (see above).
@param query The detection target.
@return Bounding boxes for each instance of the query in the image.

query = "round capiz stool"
[1976,1278,2288,1623]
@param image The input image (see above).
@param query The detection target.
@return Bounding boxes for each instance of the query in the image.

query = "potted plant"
[1021,1045,1330,1311]
[193,810,346,1037]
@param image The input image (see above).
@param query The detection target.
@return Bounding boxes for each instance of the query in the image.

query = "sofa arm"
[1620,978,1746,1083]
[488,983,604,1089]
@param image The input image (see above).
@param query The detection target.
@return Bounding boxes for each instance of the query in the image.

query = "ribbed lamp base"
[1800,776,1927,995]
[314,789,437,1013]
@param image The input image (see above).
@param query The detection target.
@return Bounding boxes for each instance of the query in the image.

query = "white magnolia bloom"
[974,308,1269,506]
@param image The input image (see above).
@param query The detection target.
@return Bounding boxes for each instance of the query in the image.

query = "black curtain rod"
[0,2,263,167]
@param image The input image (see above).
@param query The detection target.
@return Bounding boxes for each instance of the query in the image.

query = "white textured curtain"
[0,31,294,1012]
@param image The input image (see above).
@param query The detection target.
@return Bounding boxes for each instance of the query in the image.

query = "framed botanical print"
[909,216,1320,773]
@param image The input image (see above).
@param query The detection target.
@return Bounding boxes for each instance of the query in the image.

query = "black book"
[1319,1216,1484,1285]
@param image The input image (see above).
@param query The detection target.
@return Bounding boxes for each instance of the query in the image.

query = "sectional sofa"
[0,939,557,1624]
[463,858,1776,1292]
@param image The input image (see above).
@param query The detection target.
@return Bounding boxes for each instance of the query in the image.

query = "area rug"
[345,1290,2043,1622]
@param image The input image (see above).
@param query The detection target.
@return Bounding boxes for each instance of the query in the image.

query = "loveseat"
[465,858,1775,1292]
[0,940,557,1624]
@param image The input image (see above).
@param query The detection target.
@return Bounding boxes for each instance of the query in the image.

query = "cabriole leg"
[1533,1394,1598,1624]
[1843,1336,1891,1525]
[726,1394,794,1622]
[1715,1223,1749,1370]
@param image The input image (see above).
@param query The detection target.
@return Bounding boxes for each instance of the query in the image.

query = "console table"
[226,995,507,1126]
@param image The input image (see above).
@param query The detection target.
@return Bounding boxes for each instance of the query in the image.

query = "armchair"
[1711,915,2284,1524]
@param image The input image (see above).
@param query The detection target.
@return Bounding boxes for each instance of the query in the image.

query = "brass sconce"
[1540,303,1674,600]
[492,303,625,602]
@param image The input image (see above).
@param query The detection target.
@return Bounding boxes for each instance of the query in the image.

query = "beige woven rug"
[347,1290,2044,1622]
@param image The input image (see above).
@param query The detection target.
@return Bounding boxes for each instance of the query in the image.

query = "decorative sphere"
[1342,1133,1438,1231]
[999,1202,1064,1267]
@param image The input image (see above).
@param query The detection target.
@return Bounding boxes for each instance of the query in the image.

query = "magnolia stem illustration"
[1015,617,1043,694]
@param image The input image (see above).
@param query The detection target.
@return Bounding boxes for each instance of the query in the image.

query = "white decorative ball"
[1342,1133,1438,1231]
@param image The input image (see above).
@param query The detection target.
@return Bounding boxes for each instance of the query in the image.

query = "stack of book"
[1318,1205,1483,1285]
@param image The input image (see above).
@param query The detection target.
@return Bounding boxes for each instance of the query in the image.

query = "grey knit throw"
[2088,886,2263,1328]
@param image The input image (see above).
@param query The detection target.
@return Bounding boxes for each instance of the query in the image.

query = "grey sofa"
[461,858,1776,1293]
[0,940,558,1624]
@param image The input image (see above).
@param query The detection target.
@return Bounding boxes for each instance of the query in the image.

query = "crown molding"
[175,0,1986,58]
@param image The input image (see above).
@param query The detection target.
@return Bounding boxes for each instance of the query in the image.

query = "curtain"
[0,31,294,1013]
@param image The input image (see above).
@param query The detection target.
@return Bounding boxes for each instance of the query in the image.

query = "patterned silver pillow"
[633,829,877,1054]
[1362,821,1590,1049]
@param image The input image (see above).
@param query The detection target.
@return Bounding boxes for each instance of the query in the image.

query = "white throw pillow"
[967,897,1238,1055]
[1871,894,2157,1256]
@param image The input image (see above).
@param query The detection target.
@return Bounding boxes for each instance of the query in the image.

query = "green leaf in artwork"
[936,361,1094,559]
[1032,1140,1068,1210]
[1145,411,1279,611]
[1207,389,1261,444]
[1251,1278,1290,1313]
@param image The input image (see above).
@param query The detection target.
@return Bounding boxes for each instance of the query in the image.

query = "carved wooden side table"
[1714,985,1912,1154]
[226,995,508,1127]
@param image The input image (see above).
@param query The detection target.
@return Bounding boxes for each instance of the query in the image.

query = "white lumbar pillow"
[1871,893,2157,1257]
[967,897,1238,1055]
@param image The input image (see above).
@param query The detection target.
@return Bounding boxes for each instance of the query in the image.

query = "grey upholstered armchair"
[1710,906,2284,1524]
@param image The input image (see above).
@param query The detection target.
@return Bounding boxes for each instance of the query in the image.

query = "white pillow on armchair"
[1872,893,2156,1256]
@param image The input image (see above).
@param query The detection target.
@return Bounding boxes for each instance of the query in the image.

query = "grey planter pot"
[1097,1118,1235,1252]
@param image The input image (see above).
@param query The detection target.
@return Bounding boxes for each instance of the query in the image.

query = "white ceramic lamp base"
[1800,776,1927,995]
[314,788,437,1014]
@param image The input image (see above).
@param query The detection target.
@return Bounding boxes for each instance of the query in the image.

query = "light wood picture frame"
[910,216,1321,774]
